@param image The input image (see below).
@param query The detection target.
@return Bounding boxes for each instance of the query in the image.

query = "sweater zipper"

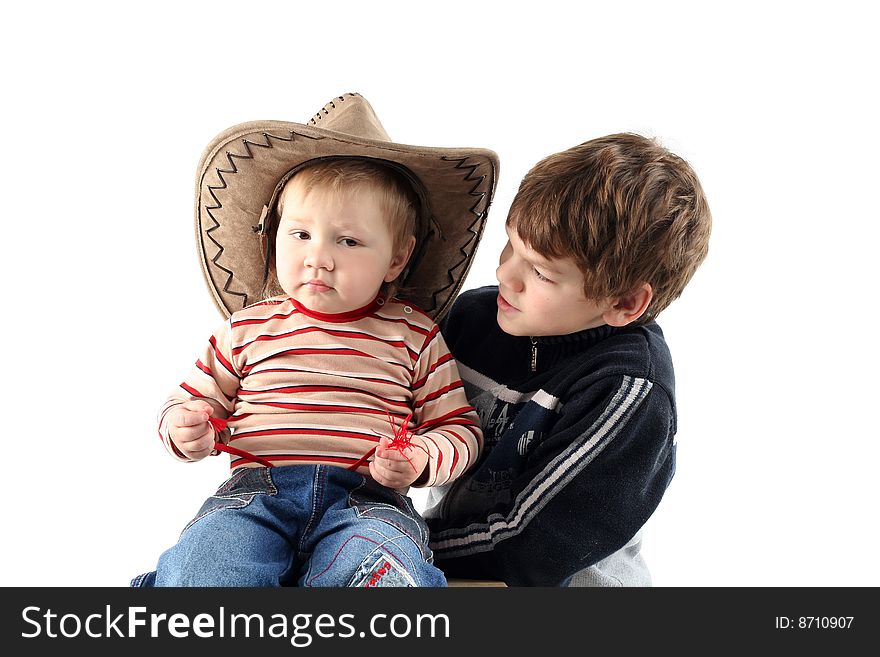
[530,337,538,372]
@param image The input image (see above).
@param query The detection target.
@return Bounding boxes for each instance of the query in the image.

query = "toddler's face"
[495,225,610,336]
[274,181,411,314]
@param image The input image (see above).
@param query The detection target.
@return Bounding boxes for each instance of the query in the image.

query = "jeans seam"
[298,466,324,555]
[350,506,425,549]
[348,487,430,560]
[182,468,277,534]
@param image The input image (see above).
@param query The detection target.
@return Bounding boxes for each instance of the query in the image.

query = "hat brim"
[195,120,499,320]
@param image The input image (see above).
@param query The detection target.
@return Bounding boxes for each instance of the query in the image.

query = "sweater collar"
[525,324,619,372]
[289,296,382,323]
[533,324,618,348]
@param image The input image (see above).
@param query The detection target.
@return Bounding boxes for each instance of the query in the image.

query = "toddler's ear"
[603,283,653,327]
[384,235,417,282]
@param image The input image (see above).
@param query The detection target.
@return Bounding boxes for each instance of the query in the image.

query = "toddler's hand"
[369,435,429,489]
[168,400,217,461]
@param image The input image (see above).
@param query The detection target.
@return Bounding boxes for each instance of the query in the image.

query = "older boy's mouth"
[497,293,518,312]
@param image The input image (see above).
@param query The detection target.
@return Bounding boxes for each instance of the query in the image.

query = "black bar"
[2,587,875,654]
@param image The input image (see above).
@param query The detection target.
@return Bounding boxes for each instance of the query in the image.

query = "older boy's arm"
[158,320,240,461]
[428,375,675,585]
[410,324,483,487]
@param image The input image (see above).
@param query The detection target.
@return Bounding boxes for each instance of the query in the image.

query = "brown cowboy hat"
[194,93,499,320]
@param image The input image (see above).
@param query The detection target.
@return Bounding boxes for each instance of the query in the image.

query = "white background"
[1,0,877,587]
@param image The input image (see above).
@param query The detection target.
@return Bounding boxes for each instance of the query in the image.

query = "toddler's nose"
[304,241,334,271]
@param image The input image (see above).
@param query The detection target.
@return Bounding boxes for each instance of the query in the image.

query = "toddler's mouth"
[304,280,333,293]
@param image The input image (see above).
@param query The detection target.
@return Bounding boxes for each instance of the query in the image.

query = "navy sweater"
[424,286,677,586]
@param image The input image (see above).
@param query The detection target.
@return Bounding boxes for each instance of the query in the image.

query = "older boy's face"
[495,226,610,336]
[274,181,410,314]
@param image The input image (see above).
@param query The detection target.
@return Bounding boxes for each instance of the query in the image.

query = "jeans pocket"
[348,479,430,558]
[182,467,277,533]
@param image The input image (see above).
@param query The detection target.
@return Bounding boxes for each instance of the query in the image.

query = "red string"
[347,411,429,472]
[208,416,275,469]
[209,413,429,473]
[346,446,377,472]
[213,442,275,469]
[208,416,228,433]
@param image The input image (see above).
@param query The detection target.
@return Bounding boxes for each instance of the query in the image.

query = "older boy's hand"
[168,401,217,461]
[369,435,429,489]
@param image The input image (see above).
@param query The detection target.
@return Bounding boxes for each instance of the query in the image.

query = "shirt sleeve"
[409,324,483,487]
[157,319,241,461]
[426,374,676,585]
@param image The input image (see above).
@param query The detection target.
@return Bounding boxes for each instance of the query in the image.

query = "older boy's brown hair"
[508,133,711,323]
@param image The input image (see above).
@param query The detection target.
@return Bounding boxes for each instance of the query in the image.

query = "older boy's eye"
[533,267,553,283]
[290,230,310,240]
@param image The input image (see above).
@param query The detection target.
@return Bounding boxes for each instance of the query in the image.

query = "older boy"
[424,133,711,586]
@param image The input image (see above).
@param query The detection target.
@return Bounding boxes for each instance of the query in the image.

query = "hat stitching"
[425,156,492,315]
[309,94,350,126]
[201,130,302,308]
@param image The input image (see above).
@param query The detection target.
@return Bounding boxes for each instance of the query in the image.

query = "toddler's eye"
[533,267,553,283]
[340,238,360,247]
[291,230,310,240]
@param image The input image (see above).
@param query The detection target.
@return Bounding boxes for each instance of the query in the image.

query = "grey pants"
[567,532,651,587]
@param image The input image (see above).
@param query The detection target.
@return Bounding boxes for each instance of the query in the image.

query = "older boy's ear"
[603,283,653,327]
[385,235,417,282]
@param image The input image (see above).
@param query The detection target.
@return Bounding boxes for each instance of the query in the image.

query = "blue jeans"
[131,465,446,587]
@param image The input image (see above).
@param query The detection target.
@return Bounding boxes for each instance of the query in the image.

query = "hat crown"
[308,93,391,142]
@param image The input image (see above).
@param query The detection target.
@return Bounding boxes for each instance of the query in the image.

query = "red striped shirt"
[158,297,482,487]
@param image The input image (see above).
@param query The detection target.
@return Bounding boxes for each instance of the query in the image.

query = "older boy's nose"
[496,259,523,292]
[497,242,518,287]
